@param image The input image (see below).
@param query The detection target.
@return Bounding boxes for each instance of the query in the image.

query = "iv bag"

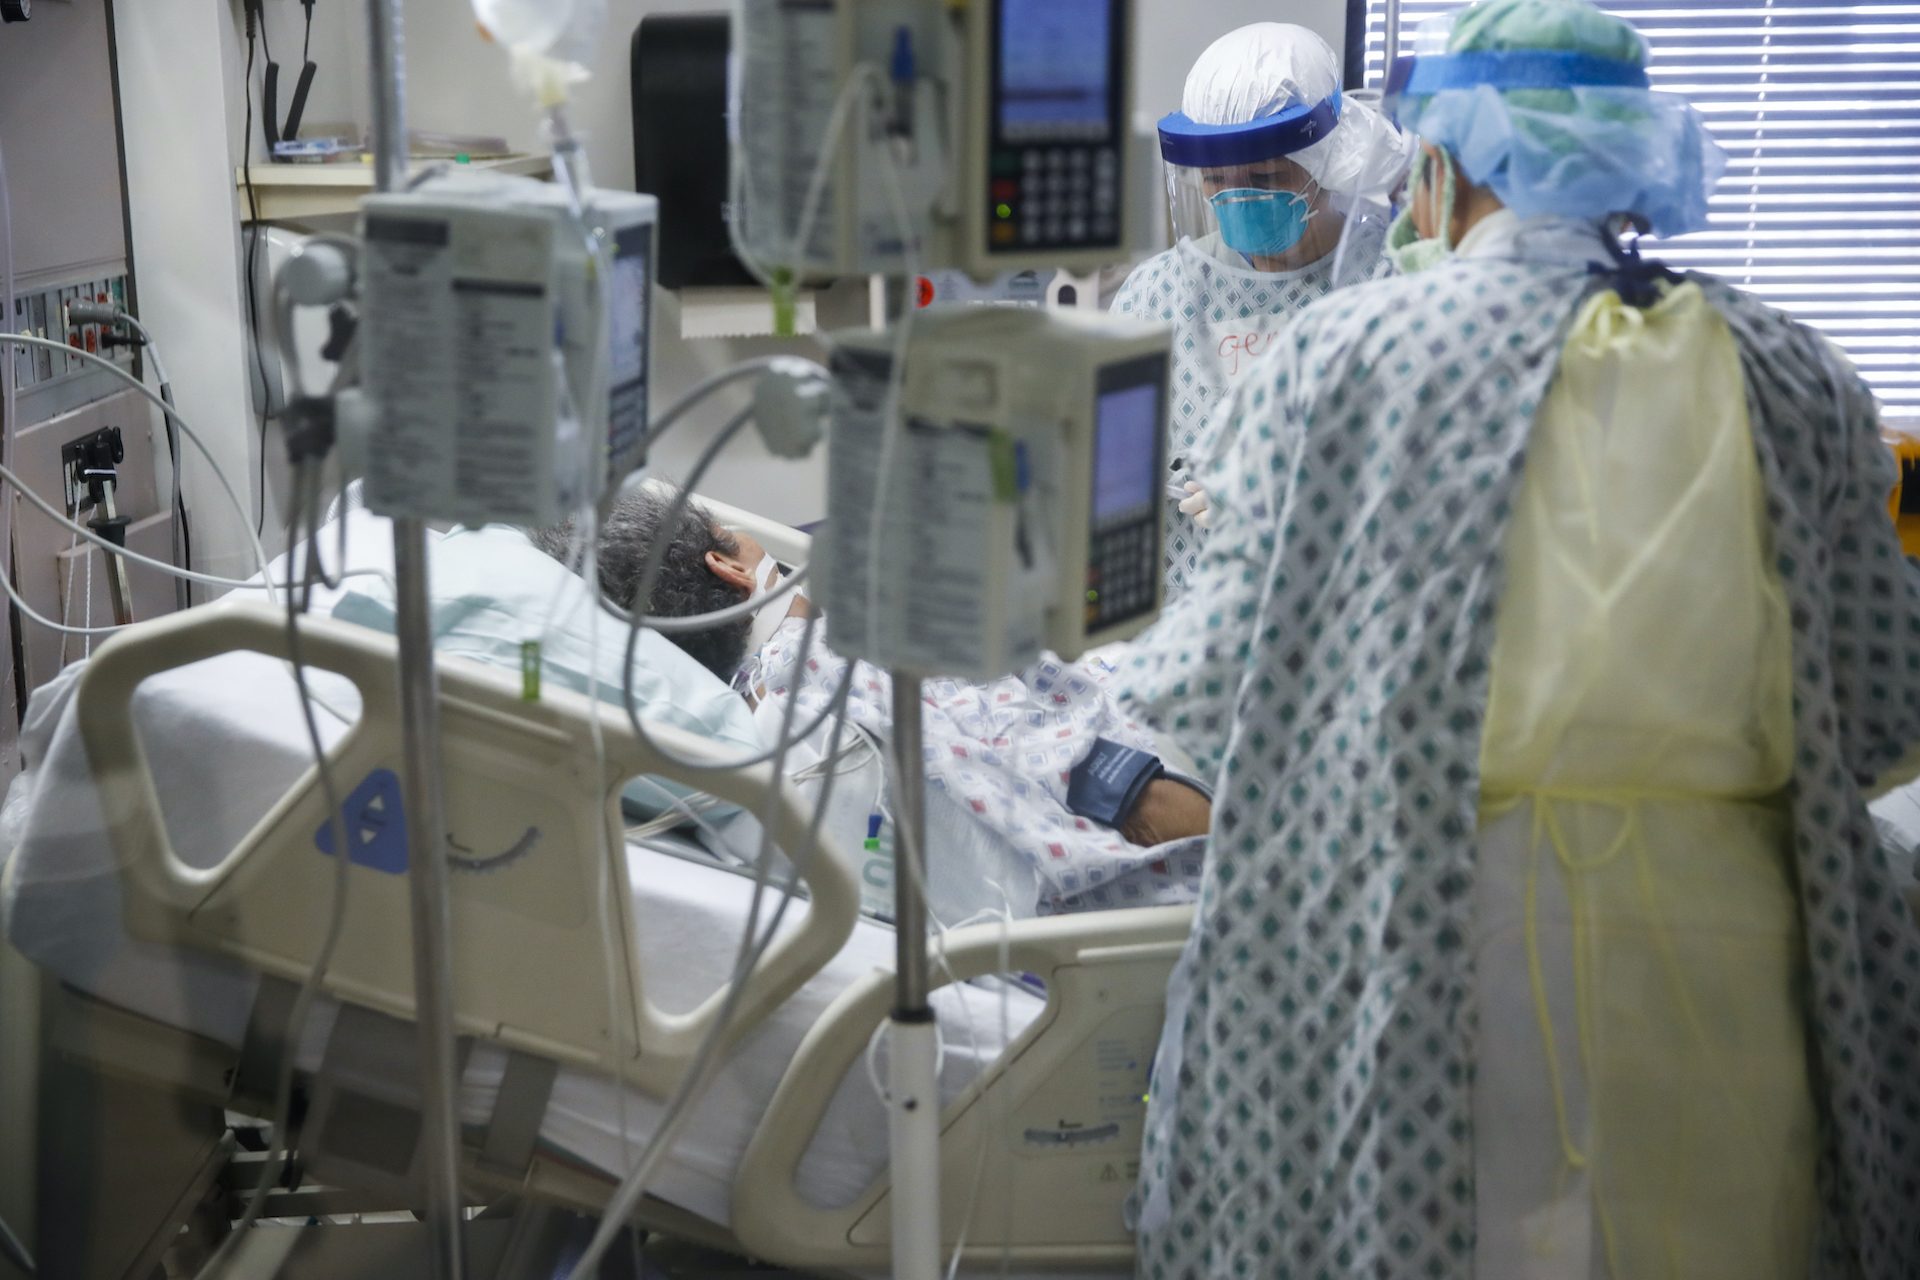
[472,0,605,79]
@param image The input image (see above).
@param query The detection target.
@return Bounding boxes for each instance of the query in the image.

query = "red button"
[916,276,936,308]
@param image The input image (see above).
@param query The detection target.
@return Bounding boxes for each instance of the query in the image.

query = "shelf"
[236,154,554,223]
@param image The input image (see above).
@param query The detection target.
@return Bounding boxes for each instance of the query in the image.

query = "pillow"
[329,525,765,819]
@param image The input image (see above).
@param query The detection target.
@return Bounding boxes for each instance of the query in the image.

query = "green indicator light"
[996,202,1013,219]
[1087,589,1100,602]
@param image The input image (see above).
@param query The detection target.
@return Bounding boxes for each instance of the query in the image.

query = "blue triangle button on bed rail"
[314,767,409,875]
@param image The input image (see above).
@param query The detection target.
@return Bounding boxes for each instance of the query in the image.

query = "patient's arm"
[1120,778,1211,847]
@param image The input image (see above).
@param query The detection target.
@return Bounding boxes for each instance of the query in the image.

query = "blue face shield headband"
[1209,187,1315,257]
[1383,49,1651,102]
[1157,90,1343,169]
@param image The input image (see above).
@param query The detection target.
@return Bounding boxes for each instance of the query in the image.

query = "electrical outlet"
[108,276,130,367]
[79,280,98,357]
[58,286,80,374]
[10,295,30,387]
[29,294,50,382]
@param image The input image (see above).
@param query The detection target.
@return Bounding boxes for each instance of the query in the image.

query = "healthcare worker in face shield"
[1110,1,1920,1276]
[1110,24,1413,600]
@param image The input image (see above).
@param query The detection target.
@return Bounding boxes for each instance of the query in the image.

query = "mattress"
[0,580,1046,1235]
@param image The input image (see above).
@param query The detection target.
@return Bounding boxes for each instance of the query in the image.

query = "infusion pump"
[817,306,1170,681]
[357,171,656,528]
[732,0,1135,283]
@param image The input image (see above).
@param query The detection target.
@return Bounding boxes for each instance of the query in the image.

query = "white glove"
[1177,481,1212,529]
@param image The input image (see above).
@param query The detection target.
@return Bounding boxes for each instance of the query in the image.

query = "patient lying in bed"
[531,489,1211,917]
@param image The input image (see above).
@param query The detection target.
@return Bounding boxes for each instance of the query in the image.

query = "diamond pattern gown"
[1110,239,1920,1278]
[1111,236,1389,602]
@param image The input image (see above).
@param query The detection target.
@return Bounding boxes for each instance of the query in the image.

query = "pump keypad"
[1085,517,1157,630]
[989,146,1121,252]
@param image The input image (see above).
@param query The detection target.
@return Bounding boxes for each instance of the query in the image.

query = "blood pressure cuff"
[1067,737,1166,828]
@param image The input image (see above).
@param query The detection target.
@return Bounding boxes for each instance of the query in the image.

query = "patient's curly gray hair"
[528,487,753,680]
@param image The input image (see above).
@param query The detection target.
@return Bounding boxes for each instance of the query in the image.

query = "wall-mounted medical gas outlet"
[8,272,135,390]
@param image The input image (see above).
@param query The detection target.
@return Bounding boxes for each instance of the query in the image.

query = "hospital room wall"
[112,0,288,589]
[111,0,1350,555]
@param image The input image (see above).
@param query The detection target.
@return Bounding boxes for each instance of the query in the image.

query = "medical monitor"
[982,0,1129,261]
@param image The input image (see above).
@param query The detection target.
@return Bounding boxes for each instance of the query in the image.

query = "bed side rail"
[733,904,1192,1270]
[74,600,859,1099]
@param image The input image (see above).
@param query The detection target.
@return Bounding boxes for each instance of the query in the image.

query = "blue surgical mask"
[1209,187,1314,259]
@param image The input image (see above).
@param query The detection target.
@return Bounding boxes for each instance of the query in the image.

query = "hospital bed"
[0,499,1190,1277]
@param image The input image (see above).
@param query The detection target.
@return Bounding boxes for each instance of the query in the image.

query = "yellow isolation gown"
[1473,280,1821,1279]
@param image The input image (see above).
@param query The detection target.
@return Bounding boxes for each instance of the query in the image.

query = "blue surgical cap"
[1387,0,1725,236]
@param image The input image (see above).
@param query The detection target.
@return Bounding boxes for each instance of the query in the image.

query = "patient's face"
[710,521,813,627]
[730,530,771,574]
[703,525,772,599]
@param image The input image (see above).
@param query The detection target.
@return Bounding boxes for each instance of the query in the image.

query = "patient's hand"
[1120,779,1211,847]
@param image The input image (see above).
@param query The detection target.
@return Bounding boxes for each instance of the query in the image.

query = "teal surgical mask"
[1387,206,1452,275]
[1209,187,1315,259]
[1387,149,1457,275]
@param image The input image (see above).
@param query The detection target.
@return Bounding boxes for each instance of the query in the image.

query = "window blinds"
[1364,1,1920,419]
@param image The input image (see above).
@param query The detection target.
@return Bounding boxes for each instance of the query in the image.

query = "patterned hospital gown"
[752,622,1205,916]
[1111,236,1389,600]
[1112,256,1920,1277]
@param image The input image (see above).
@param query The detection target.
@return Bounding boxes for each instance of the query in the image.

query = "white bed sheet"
[0,608,1046,1233]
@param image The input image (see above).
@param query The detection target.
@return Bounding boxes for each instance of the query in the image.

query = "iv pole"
[888,671,940,1280]
[366,3,466,1276]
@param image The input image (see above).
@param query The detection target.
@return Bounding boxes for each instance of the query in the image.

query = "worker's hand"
[1177,482,1212,529]
[1120,778,1212,847]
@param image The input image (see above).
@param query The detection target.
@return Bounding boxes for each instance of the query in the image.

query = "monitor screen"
[997,0,1113,142]
[1092,380,1161,522]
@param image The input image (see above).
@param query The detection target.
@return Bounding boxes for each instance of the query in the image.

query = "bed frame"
[79,598,861,1097]
[734,906,1189,1271]
[6,502,1192,1276]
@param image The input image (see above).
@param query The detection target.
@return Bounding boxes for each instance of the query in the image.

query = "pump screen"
[609,235,650,388]
[606,223,653,467]
[1092,381,1160,522]
[998,0,1113,142]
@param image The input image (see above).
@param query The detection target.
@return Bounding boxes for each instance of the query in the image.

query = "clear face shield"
[1323,87,1399,285]
[1157,92,1345,272]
